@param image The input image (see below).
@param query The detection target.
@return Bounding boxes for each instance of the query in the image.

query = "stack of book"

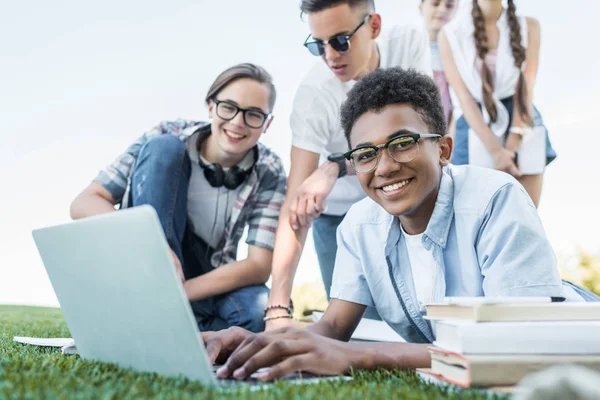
[420,297,600,388]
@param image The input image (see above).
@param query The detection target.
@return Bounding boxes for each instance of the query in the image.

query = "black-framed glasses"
[213,99,271,129]
[343,132,442,174]
[304,14,371,56]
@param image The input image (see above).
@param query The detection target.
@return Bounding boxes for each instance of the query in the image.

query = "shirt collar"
[423,167,454,249]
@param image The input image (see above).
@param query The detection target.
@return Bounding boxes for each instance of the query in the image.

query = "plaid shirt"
[94,119,287,267]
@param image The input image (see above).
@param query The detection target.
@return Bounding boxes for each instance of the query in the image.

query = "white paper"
[467,125,546,175]
[13,336,78,355]
[13,336,74,347]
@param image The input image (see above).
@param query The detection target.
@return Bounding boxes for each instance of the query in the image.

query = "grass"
[0,305,507,399]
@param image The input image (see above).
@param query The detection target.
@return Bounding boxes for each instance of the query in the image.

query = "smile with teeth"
[381,179,411,192]
[225,130,246,139]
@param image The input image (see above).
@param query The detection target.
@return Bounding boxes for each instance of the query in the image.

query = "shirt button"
[439,238,445,244]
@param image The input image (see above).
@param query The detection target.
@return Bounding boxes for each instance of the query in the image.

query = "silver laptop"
[32,205,240,385]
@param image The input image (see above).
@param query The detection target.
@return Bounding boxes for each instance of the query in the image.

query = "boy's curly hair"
[340,67,447,146]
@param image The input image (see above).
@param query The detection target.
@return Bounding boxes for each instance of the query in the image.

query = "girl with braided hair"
[439,0,556,207]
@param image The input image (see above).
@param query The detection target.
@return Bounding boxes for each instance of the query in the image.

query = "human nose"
[324,43,341,62]
[374,148,401,177]
[231,109,245,127]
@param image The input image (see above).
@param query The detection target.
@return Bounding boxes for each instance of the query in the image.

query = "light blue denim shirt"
[330,165,595,344]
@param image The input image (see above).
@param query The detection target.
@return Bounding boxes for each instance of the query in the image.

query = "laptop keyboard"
[212,365,321,386]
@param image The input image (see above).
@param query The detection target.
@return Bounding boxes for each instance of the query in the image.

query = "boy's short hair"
[340,67,447,146]
[300,0,375,14]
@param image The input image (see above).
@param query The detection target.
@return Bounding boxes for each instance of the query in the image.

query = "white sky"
[1,0,599,307]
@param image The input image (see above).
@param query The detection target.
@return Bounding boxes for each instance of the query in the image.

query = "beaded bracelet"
[263,314,293,322]
[264,303,293,316]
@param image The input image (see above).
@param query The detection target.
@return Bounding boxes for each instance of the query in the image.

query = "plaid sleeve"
[245,153,287,251]
[93,119,198,203]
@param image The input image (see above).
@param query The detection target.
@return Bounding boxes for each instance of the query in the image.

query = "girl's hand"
[492,146,521,178]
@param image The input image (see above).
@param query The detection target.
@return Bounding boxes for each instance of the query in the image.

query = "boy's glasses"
[343,132,442,174]
[213,99,271,129]
[303,14,371,56]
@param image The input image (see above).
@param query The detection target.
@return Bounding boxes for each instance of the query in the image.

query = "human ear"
[438,135,453,166]
[370,13,382,39]
[263,115,274,134]
[207,100,215,119]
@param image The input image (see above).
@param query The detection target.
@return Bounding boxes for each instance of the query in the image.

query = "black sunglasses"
[303,14,371,56]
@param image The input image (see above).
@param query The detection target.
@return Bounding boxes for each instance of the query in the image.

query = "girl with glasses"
[69,63,287,333]
[439,0,556,207]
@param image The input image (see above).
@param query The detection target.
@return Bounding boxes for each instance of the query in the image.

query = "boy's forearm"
[70,193,116,220]
[267,208,309,306]
[184,257,269,301]
[306,319,352,341]
[351,342,432,371]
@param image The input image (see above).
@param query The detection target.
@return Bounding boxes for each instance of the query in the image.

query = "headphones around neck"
[195,125,259,190]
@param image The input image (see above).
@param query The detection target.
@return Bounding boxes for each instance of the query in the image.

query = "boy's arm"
[266,85,341,327]
[202,218,431,378]
[477,181,565,296]
[210,323,430,380]
[306,299,365,341]
[70,182,118,219]
[265,146,321,328]
[184,245,272,300]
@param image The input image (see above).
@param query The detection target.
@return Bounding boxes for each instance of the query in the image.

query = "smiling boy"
[204,68,597,381]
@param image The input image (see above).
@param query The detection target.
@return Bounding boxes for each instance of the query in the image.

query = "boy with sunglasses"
[204,67,598,381]
[265,0,431,327]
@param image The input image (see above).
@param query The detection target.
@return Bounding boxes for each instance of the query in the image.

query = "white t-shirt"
[290,25,432,215]
[186,134,241,248]
[400,223,437,307]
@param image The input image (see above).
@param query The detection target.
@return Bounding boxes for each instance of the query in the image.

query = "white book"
[311,312,405,343]
[13,336,78,355]
[434,320,600,354]
[431,296,562,307]
[468,125,546,175]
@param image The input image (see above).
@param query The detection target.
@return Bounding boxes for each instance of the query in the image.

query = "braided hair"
[471,0,533,125]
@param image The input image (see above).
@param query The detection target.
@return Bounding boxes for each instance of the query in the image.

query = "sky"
[1,0,599,307]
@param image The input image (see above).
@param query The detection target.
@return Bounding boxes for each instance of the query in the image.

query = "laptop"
[32,205,323,386]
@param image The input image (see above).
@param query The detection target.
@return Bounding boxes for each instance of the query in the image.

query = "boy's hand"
[201,327,253,365]
[289,163,338,230]
[216,327,357,381]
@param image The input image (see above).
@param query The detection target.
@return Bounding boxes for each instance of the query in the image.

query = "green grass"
[0,305,507,399]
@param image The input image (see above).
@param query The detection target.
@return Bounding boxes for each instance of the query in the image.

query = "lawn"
[0,305,506,399]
